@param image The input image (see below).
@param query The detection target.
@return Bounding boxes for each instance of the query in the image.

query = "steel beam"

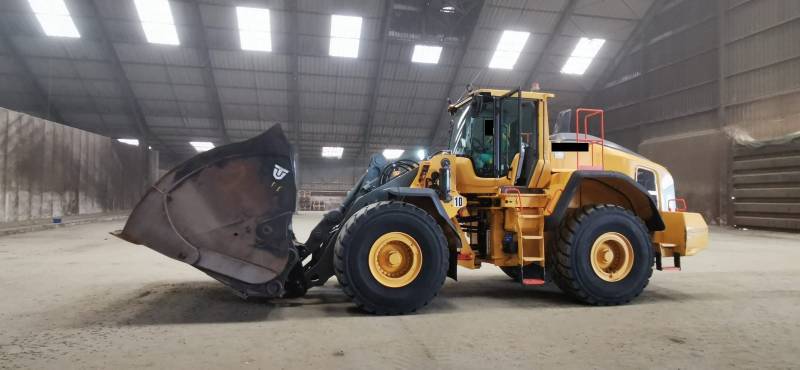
[0,33,64,123]
[717,0,730,225]
[358,0,393,159]
[286,0,301,146]
[522,0,578,90]
[426,0,487,150]
[187,1,231,144]
[87,0,178,160]
[585,0,666,100]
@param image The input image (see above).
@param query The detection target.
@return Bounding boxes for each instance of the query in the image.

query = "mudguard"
[544,170,666,232]
[115,125,297,288]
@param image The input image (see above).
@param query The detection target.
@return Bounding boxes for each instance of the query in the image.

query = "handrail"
[503,187,524,211]
[575,108,605,171]
[668,198,688,212]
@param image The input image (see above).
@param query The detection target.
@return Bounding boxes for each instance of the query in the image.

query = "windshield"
[448,98,496,177]
[449,103,471,153]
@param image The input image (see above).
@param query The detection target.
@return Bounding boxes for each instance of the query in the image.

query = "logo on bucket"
[273,164,289,180]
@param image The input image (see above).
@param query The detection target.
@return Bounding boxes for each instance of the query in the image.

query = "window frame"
[634,166,660,206]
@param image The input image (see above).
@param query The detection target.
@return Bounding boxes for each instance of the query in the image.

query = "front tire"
[334,201,448,314]
[553,204,654,305]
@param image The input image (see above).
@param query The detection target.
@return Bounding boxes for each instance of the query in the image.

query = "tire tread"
[333,201,448,315]
[551,204,653,306]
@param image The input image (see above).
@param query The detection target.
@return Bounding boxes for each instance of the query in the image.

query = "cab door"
[496,90,540,187]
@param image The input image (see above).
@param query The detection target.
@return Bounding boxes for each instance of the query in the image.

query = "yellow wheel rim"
[590,232,634,282]
[368,232,423,288]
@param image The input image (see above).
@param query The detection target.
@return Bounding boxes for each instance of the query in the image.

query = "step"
[521,235,543,240]
[506,193,547,197]
[522,257,544,262]
[522,278,546,286]
[518,214,542,219]
[660,243,677,248]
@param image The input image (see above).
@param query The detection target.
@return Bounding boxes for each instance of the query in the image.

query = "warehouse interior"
[1,0,799,369]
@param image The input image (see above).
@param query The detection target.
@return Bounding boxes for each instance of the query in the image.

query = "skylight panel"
[237,7,271,52]
[322,146,344,158]
[190,141,215,152]
[383,149,404,159]
[27,0,80,38]
[488,30,530,70]
[561,37,606,75]
[134,0,180,45]
[412,45,442,64]
[329,15,362,58]
[117,138,139,146]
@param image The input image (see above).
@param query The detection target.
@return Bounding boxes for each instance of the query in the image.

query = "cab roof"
[449,88,555,110]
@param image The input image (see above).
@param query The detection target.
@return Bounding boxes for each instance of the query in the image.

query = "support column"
[717,0,730,225]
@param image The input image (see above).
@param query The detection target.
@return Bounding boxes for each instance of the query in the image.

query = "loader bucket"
[116,125,297,290]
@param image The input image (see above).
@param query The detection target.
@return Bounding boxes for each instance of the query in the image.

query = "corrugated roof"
[0,0,655,164]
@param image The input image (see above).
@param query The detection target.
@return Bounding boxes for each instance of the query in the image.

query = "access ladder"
[503,188,546,286]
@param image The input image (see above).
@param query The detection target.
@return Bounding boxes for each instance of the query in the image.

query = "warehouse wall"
[0,107,158,224]
[297,159,364,193]
[731,142,800,230]
[295,158,365,210]
[589,0,800,229]
[725,0,800,142]
[724,0,800,230]
[590,0,723,223]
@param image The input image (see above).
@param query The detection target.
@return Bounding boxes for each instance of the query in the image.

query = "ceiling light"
[383,149,404,159]
[117,138,139,146]
[412,45,442,64]
[322,146,344,158]
[237,7,271,52]
[134,0,180,45]
[440,6,456,14]
[189,141,215,152]
[329,15,362,58]
[416,149,426,160]
[561,37,606,75]
[561,57,592,75]
[488,30,530,70]
[27,0,80,38]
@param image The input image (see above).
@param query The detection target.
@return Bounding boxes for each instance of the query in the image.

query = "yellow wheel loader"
[116,88,708,314]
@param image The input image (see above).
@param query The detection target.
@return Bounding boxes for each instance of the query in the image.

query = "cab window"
[636,168,658,204]
[499,98,537,175]
[451,102,496,177]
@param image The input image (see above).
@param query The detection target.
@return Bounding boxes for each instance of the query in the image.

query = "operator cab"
[448,89,545,187]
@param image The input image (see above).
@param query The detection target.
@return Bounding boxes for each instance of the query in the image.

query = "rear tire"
[552,204,653,305]
[334,201,448,314]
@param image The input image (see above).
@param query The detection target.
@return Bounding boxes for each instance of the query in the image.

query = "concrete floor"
[1,213,799,369]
